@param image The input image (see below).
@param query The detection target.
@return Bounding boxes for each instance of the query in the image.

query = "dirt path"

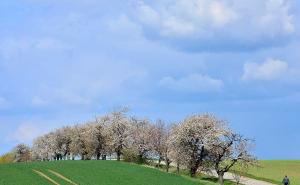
[48,169,78,185]
[153,161,276,185]
[32,169,61,185]
[210,171,277,185]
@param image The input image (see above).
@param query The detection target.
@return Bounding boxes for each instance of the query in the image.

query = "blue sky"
[0,0,299,159]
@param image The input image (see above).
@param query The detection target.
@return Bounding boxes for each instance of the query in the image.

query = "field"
[0,160,219,185]
[242,160,300,184]
[4,160,298,185]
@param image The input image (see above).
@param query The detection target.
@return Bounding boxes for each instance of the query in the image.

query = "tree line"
[4,108,256,185]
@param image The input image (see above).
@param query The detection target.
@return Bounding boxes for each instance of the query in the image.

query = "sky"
[0,0,299,159]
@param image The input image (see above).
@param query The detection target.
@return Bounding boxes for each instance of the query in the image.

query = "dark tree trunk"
[116,151,121,161]
[96,153,101,160]
[102,155,106,160]
[190,160,200,178]
[157,156,161,168]
[190,166,197,177]
[166,158,170,172]
[138,154,144,164]
[190,146,204,178]
[81,154,84,160]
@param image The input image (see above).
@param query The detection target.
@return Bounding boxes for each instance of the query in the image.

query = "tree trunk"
[166,158,170,172]
[81,154,84,160]
[96,153,101,160]
[166,162,169,172]
[190,166,197,177]
[176,163,180,174]
[190,157,201,177]
[157,157,161,168]
[116,151,121,161]
[218,172,225,185]
[138,154,144,164]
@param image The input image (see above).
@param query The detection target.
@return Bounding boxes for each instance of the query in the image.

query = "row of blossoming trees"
[13,108,256,185]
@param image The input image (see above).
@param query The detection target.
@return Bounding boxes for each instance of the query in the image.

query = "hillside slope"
[242,160,300,184]
[0,160,215,185]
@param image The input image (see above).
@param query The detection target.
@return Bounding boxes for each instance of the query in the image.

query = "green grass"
[0,160,221,185]
[148,164,235,185]
[240,160,300,185]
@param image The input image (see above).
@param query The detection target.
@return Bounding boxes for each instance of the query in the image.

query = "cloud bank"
[132,0,296,51]
[242,58,289,81]
[159,74,223,92]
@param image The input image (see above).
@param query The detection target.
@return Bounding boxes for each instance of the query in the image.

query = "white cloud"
[12,122,44,143]
[242,58,288,81]
[137,3,161,28]
[133,0,296,50]
[136,0,237,38]
[259,0,295,35]
[210,1,237,27]
[27,59,149,108]
[159,73,223,92]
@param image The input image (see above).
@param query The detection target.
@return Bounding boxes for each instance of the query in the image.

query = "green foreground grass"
[0,160,224,185]
[240,160,300,184]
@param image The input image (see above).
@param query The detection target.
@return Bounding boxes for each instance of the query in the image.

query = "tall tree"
[32,135,50,161]
[168,123,182,173]
[70,124,89,160]
[130,118,152,163]
[84,118,110,160]
[150,120,167,167]
[107,108,130,161]
[13,144,31,162]
[93,116,110,160]
[171,114,224,177]
[59,126,72,159]
[208,131,256,185]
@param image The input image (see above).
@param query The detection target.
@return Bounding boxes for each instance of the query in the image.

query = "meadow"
[0,160,219,185]
[242,160,300,184]
[2,160,299,185]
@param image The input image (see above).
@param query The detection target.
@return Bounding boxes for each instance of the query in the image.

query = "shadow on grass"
[146,162,237,185]
[200,177,234,185]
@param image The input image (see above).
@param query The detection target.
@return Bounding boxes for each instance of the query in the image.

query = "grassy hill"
[4,160,298,185]
[241,160,300,184]
[0,160,217,185]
